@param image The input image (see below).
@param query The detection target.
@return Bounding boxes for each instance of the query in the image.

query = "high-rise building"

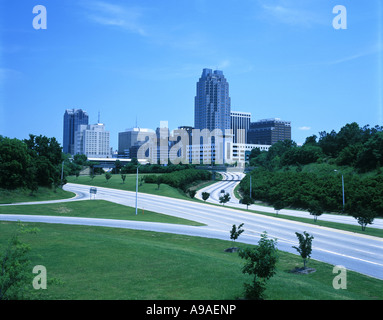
[63,109,89,155]
[75,123,111,158]
[231,111,251,144]
[194,68,231,132]
[247,118,291,145]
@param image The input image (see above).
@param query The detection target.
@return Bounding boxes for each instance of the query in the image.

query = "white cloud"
[298,126,311,131]
[81,1,147,36]
[258,0,326,27]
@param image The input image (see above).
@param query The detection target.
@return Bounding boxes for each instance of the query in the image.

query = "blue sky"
[1,0,382,149]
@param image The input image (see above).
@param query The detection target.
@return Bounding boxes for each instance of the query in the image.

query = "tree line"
[249,122,383,172]
[0,135,63,192]
[240,122,383,227]
[143,169,211,192]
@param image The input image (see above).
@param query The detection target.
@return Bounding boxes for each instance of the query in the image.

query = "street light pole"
[135,163,141,215]
[341,174,345,212]
[250,174,252,199]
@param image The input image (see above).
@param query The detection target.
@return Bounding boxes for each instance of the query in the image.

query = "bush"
[143,169,211,192]
[239,232,278,300]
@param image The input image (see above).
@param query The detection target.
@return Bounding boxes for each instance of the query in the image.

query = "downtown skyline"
[1,0,382,150]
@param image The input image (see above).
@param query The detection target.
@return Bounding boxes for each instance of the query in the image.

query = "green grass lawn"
[0,200,204,226]
[0,221,381,300]
[67,174,193,200]
[67,173,220,201]
[0,187,75,204]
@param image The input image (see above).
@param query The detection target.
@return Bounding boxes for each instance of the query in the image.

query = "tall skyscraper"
[63,109,89,155]
[231,111,251,144]
[194,68,231,132]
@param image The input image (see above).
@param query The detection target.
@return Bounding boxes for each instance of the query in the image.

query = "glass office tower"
[194,68,231,132]
[63,109,89,155]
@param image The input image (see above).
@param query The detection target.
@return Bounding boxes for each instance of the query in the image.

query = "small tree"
[273,200,285,216]
[230,223,245,243]
[202,192,210,202]
[241,195,254,210]
[239,232,278,300]
[156,175,163,190]
[121,174,126,184]
[105,172,112,182]
[351,206,377,231]
[292,231,314,269]
[308,201,323,222]
[219,193,231,206]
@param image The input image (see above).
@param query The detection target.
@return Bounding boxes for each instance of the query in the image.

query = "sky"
[1,0,382,149]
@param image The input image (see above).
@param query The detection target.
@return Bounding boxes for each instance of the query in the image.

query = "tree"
[105,172,112,182]
[114,160,123,174]
[202,192,210,202]
[0,136,32,190]
[241,195,254,210]
[273,200,285,215]
[219,193,231,206]
[239,232,278,300]
[292,231,314,269]
[230,223,244,243]
[156,175,163,190]
[308,201,324,222]
[350,205,377,231]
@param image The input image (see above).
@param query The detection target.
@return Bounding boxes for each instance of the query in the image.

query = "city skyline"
[1,1,382,150]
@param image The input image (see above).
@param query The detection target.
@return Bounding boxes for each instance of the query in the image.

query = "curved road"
[1,181,383,280]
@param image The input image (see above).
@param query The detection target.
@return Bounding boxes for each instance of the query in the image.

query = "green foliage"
[0,223,39,300]
[292,231,314,269]
[219,193,231,205]
[273,200,286,215]
[143,169,211,192]
[230,223,244,242]
[240,195,254,209]
[240,166,383,217]
[121,163,194,174]
[239,232,278,300]
[0,134,63,191]
[105,172,112,182]
[349,204,378,231]
[308,201,324,222]
[249,122,383,173]
[202,192,210,201]
[0,136,32,189]
[188,189,197,198]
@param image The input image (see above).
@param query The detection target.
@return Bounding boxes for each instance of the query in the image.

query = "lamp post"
[334,170,345,212]
[135,163,141,215]
[249,174,252,199]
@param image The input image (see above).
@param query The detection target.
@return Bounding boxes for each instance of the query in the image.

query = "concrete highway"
[1,179,382,280]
